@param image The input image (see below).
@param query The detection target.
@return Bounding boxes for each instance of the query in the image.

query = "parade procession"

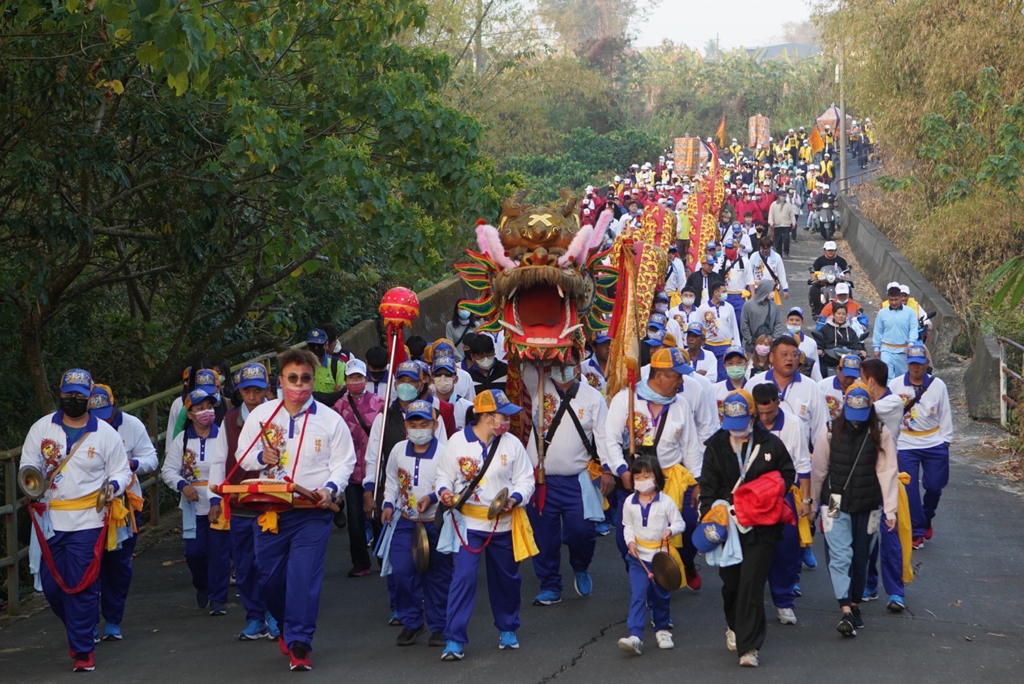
[5,1,1024,681]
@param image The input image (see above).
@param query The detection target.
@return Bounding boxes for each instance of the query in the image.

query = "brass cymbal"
[412,522,430,574]
[17,466,46,499]
[488,487,509,520]
[652,551,684,591]
[95,478,110,512]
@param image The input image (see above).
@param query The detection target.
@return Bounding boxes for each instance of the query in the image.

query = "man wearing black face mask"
[364,346,390,397]
[19,368,132,672]
[522,354,610,607]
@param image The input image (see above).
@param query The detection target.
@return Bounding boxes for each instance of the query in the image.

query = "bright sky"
[634,0,814,50]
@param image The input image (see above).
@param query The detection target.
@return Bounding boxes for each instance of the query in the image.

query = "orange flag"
[716,117,726,147]
[809,126,825,155]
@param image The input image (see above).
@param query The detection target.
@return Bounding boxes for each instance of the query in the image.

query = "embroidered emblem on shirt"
[87,446,96,460]
[501,453,508,467]
[41,439,62,478]
[315,438,322,453]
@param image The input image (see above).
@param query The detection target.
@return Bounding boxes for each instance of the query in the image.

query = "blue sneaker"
[532,589,561,606]
[887,594,906,613]
[595,521,612,536]
[265,611,281,639]
[102,622,122,641]
[93,625,101,644]
[388,610,401,626]
[239,620,269,641]
[802,547,817,569]
[498,631,519,650]
[793,584,803,598]
[573,571,593,597]
[441,640,465,661]
[862,591,878,602]
[209,603,226,616]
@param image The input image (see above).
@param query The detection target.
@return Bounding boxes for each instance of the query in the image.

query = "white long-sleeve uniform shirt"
[873,390,906,451]
[696,300,740,346]
[688,347,720,379]
[383,438,443,520]
[716,255,754,294]
[747,249,789,292]
[581,356,608,396]
[665,259,686,294]
[750,369,828,449]
[887,374,953,450]
[237,399,356,498]
[112,411,158,498]
[760,407,810,475]
[668,304,698,332]
[20,413,132,532]
[713,377,751,423]
[792,331,823,382]
[522,366,610,475]
[162,424,228,516]
[622,492,686,562]
[818,376,847,422]
[435,427,535,533]
[363,401,449,489]
[639,366,717,454]
[605,387,703,478]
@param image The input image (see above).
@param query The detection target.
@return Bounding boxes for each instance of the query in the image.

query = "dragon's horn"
[558,188,578,217]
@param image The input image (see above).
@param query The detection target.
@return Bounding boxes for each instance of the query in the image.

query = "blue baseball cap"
[237,363,269,390]
[844,384,872,422]
[654,290,670,303]
[840,355,861,378]
[194,369,218,391]
[88,385,115,421]
[432,355,456,374]
[645,327,667,346]
[306,328,328,345]
[185,387,219,411]
[473,389,522,416]
[60,368,93,396]
[731,223,742,233]
[594,333,612,345]
[907,345,928,365]
[788,306,804,319]
[705,241,717,251]
[721,389,755,430]
[404,399,434,422]
[724,345,746,361]
[395,361,421,381]
[693,520,728,554]
[686,322,704,337]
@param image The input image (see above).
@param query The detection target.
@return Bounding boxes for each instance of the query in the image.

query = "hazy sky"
[634,0,814,49]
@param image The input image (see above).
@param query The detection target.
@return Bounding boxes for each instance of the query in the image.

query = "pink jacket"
[334,391,385,484]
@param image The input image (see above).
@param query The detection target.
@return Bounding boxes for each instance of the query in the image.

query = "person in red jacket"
[221,363,281,640]
[735,192,764,224]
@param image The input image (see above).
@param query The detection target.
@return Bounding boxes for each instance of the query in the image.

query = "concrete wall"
[965,332,1002,421]
[837,196,962,360]
[336,275,467,357]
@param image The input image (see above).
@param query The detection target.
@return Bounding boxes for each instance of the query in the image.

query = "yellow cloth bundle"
[897,472,914,584]
[461,503,539,562]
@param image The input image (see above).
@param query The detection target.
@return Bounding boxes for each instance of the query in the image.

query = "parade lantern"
[673,136,703,177]
[815,104,853,137]
[748,114,770,148]
[379,286,420,369]
[685,143,725,272]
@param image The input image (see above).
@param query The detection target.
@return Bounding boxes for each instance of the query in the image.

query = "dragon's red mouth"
[499,281,583,360]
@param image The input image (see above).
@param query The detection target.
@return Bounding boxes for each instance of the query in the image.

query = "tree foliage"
[0,0,514,437]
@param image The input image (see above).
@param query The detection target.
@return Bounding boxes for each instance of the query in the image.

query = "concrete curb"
[837,195,962,360]
[965,331,1002,421]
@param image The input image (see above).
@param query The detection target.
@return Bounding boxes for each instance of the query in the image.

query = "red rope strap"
[29,503,109,595]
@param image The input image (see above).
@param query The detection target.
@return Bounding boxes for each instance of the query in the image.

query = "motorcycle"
[814,195,837,239]
[919,310,937,344]
[807,264,851,316]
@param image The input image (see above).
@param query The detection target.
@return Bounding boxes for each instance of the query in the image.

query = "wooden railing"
[998,336,1024,431]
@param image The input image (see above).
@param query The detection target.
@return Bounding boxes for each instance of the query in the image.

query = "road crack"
[537,618,626,683]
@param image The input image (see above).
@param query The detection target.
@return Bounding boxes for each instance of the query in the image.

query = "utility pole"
[838,46,848,192]
[474,0,485,74]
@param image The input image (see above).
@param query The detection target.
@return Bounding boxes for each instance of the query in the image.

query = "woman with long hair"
[748,335,773,375]
[445,300,477,363]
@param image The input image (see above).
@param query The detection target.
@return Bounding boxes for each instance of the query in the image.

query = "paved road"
[3,170,1024,682]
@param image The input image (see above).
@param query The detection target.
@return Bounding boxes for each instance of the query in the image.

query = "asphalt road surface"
[3,181,1023,682]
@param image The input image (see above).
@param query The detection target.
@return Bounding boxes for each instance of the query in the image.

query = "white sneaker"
[777,607,797,624]
[726,629,737,652]
[655,630,674,650]
[739,649,759,667]
[617,636,643,656]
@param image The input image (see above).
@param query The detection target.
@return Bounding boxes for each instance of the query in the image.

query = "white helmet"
[823,241,837,251]
[613,175,621,183]
[820,183,830,191]
[788,128,794,133]
[865,117,871,123]
[732,138,738,143]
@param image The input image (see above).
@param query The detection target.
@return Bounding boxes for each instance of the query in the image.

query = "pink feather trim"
[588,208,614,252]
[475,224,518,271]
[558,226,592,266]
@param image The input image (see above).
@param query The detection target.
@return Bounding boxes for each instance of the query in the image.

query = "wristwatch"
[801,498,813,505]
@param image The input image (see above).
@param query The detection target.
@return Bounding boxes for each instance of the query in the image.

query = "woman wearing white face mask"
[699,390,795,668]
[161,387,232,616]
[431,356,474,431]
[379,400,453,647]
[445,301,477,363]
[467,334,508,395]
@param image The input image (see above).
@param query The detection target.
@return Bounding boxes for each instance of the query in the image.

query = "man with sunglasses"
[237,349,356,671]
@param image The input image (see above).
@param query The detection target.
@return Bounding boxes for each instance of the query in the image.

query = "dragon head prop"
[456,189,616,362]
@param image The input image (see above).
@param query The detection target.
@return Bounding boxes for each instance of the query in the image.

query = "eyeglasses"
[284,374,314,385]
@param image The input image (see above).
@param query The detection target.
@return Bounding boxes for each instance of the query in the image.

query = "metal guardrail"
[997,336,1024,430]
[0,345,300,616]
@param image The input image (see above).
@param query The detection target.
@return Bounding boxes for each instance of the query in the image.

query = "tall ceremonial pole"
[371,287,420,504]
[535,361,547,513]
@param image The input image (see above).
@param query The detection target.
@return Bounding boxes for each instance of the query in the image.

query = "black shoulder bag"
[434,434,502,532]
[902,375,934,416]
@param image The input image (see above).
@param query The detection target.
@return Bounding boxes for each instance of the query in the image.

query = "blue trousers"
[898,444,949,537]
[727,294,746,339]
[528,474,596,593]
[391,517,452,633]
[881,349,908,382]
[445,530,520,643]
[866,512,904,597]
[706,343,731,382]
[767,493,801,609]
[183,516,231,606]
[254,510,332,649]
[626,554,670,638]
[230,515,265,621]
[99,512,141,625]
[679,489,699,571]
[41,528,102,656]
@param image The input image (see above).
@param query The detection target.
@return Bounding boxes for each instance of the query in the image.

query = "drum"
[220,479,294,512]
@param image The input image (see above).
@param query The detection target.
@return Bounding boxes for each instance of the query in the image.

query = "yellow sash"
[790,485,813,547]
[662,464,697,547]
[636,537,686,584]
[705,339,732,347]
[126,474,144,533]
[48,492,101,511]
[897,472,914,584]
[586,461,610,511]
[462,503,539,562]
[258,511,279,534]
[668,291,681,310]
[48,491,131,551]
[901,426,939,438]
